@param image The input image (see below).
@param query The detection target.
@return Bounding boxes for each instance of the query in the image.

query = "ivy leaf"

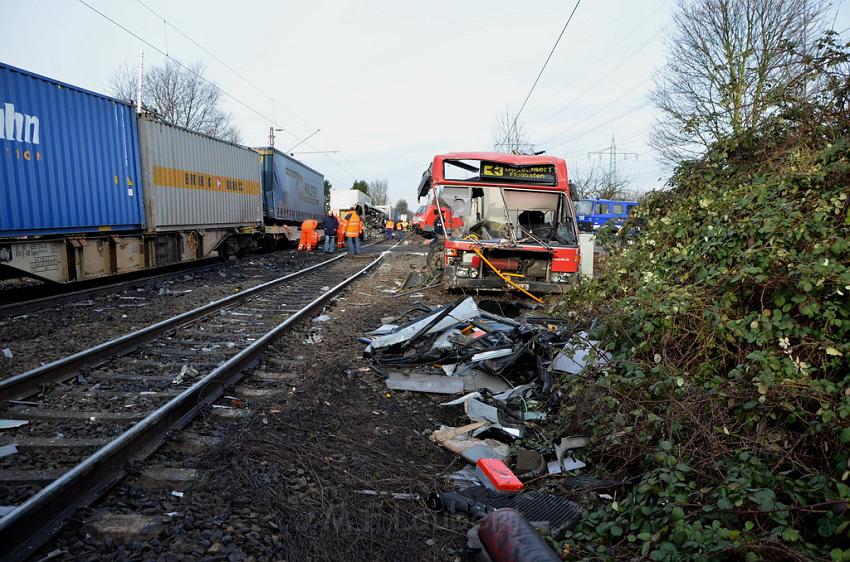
[670,507,685,522]
[750,489,776,512]
[781,528,800,542]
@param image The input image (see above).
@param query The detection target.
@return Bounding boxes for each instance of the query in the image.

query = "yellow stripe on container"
[152,166,261,196]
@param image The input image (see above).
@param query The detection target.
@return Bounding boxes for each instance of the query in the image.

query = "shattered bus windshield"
[469,188,577,246]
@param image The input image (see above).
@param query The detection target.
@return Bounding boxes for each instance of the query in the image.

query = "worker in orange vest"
[343,209,363,254]
[336,213,348,249]
[385,218,395,240]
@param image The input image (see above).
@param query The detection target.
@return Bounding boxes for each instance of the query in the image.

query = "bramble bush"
[553,40,850,561]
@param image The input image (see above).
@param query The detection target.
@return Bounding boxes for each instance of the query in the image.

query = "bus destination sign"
[480,162,557,185]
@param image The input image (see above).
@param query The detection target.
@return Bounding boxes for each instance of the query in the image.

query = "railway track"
[0,258,221,316]
[0,248,388,561]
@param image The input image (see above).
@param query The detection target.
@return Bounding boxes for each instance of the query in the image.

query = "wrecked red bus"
[417,152,580,296]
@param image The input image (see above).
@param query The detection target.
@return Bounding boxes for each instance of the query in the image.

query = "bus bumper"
[443,266,575,294]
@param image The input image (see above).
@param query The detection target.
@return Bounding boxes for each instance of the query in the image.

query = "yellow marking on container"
[98,226,113,231]
[152,166,261,196]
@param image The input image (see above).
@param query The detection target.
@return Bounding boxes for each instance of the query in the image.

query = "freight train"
[0,62,326,284]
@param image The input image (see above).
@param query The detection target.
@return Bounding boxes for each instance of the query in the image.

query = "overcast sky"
[3,0,849,206]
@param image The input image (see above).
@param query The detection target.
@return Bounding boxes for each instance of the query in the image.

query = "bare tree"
[650,0,827,163]
[491,107,532,153]
[368,179,389,206]
[110,60,242,144]
[394,199,409,216]
[571,158,632,200]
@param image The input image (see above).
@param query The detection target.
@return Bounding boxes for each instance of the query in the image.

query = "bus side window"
[612,204,624,215]
[598,203,610,215]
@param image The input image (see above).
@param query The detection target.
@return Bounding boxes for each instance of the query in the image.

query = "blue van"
[575,199,638,232]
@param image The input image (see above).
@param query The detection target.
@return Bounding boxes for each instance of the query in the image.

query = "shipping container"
[256,148,325,224]
[0,62,144,238]
[138,117,262,232]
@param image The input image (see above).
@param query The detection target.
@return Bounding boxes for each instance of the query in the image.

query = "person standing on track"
[322,210,339,254]
[385,218,395,240]
[344,209,363,255]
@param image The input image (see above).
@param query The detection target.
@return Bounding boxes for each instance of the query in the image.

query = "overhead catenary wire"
[539,73,653,148]
[134,0,313,130]
[133,0,362,180]
[75,0,290,134]
[537,0,670,126]
[76,0,360,182]
[501,0,583,148]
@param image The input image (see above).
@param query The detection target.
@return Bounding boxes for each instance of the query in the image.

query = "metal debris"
[0,444,19,458]
[0,419,28,430]
[171,365,199,386]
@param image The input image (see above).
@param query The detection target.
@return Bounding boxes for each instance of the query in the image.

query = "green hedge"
[555,123,850,560]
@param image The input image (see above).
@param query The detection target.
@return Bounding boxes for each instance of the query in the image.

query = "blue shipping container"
[0,62,144,237]
[256,148,325,224]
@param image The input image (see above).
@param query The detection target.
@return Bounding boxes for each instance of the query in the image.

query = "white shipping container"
[138,117,263,232]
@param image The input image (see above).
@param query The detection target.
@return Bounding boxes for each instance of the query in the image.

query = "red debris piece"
[477,458,524,492]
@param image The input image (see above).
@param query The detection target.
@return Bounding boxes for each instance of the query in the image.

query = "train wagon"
[0,62,145,283]
[255,147,325,244]
[138,117,263,265]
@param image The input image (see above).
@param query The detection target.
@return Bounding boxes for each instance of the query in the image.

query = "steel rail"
[0,253,348,401]
[0,251,386,562]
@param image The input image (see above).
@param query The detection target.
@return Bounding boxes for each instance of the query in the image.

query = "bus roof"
[419,152,569,197]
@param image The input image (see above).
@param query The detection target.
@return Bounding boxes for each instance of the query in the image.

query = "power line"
[538,73,652,147]
[544,0,669,121]
[75,0,288,133]
[502,0,583,147]
[76,0,360,182]
[537,24,667,143]
[134,0,313,131]
[133,0,363,183]
[549,100,651,153]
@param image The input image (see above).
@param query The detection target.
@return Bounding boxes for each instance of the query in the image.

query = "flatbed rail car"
[418,152,581,294]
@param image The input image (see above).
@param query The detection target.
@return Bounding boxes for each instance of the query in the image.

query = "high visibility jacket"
[344,212,362,237]
[386,220,394,229]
